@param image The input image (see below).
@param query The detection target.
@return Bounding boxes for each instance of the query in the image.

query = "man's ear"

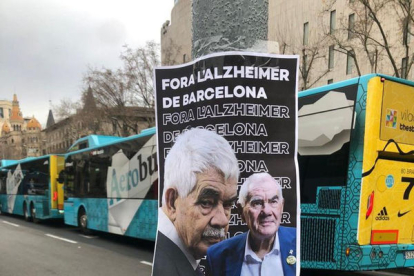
[236,203,246,223]
[164,187,179,221]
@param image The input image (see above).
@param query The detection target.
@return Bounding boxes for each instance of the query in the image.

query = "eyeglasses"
[248,197,281,210]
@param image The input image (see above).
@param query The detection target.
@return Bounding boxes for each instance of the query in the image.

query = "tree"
[323,0,414,78]
[120,41,159,109]
[51,98,81,122]
[274,18,330,90]
[299,45,331,90]
[161,38,183,66]
[84,41,158,136]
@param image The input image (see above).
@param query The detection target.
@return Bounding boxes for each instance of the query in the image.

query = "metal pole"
[192,0,271,58]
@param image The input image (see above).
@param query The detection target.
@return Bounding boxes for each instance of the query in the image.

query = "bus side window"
[64,166,75,197]
[0,175,6,194]
[82,161,90,196]
[18,170,28,195]
[74,159,89,197]
[88,155,109,198]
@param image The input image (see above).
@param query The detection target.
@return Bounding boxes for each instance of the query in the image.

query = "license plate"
[405,251,414,259]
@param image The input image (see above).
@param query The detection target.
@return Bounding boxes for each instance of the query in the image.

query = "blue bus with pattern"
[0,155,65,221]
[299,74,414,270]
[61,128,158,241]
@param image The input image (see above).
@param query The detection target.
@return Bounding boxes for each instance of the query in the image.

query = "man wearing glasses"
[206,172,296,276]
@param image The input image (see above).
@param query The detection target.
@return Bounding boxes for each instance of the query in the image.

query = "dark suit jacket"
[152,231,198,276]
[206,227,296,276]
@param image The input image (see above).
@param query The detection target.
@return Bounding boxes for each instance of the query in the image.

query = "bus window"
[64,159,75,197]
[75,159,89,197]
[25,172,49,195]
[88,154,110,197]
[298,89,357,204]
[0,172,6,194]
[18,158,49,195]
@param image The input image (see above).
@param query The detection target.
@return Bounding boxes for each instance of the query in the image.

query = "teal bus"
[61,128,158,240]
[299,74,414,270]
[0,155,65,221]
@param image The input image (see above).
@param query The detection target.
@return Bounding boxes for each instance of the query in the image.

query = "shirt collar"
[244,230,280,262]
[158,208,200,270]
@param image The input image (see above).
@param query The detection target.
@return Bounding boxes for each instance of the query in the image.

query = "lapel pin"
[286,250,296,265]
[286,255,296,265]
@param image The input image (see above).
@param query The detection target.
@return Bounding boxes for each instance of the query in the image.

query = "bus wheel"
[24,203,31,222]
[78,208,90,234]
[31,203,39,223]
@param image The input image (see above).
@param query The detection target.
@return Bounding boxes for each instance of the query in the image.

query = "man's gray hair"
[238,172,283,207]
[162,128,239,205]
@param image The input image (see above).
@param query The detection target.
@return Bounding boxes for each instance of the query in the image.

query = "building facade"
[0,95,43,160]
[269,0,414,89]
[162,0,414,88]
[161,0,193,65]
[42,108,154,155]
[0,91,155,160]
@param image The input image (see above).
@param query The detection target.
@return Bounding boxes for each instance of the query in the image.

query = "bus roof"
[0,155,61,169]
[67,135,123,152]
[65,127,156,156]
[299,74,414,96]
[1,159,18,167]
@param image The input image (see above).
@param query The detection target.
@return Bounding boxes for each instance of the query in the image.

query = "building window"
[0,108,3,118]
[402,57,408,79]
[348,14,355,39]
[346,51,355,74]
[183,54,187,63]
[328,45,335,69]
[303,22,309,45]
[330,10,336,34]
[328,79,333,84]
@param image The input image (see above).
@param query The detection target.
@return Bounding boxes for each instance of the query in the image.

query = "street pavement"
[0,214,154,276]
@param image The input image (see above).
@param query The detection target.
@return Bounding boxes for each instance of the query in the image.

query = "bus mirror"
[57,170,66,183]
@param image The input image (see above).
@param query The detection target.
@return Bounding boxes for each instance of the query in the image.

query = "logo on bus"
[376,207,390,220]
[385,109,398,129]
[385,175,394,188]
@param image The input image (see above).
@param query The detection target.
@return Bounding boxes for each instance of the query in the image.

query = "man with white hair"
[206,172,296,276]
[152,128,240,276]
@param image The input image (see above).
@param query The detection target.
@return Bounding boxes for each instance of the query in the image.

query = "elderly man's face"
[173,168,238,259]
[242,179,284,240]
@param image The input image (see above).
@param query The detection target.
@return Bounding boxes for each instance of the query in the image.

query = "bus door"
[56,155,65,211]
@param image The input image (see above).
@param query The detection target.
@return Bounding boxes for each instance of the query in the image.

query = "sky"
[0,0,174,127]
